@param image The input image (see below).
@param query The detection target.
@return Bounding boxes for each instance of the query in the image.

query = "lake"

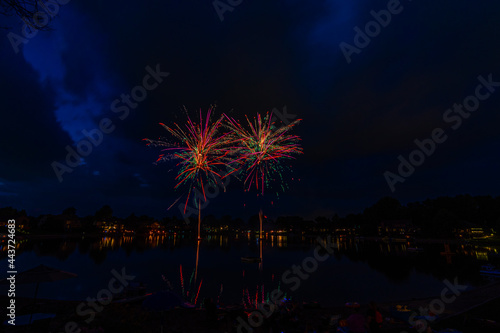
[1,234,497,307]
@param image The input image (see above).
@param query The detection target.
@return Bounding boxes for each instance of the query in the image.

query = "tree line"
[1,194,499,238]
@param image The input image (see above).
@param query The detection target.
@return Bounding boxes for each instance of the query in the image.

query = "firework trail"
[194,279,203,305]
[224,112,302,195]
[180,265,185,298]
[255,285,258,308]
[144,107,236,212]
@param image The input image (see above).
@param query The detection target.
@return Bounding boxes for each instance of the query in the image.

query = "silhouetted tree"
[247,214,260,230]
[39,215,64,233]
[95,205,113,221]
[364,197,405,221]
[0,0,55,30]
[220,215,232,227]
[62,207,77,217]
[233,217,244,229]
[315,216,331,231]
[80,215,97,232]
[431,209,457,238]
[0,206,25,218]
[124,213,139,229]
[203,214,218,228]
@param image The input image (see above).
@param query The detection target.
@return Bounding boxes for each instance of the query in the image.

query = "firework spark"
[144,107,234,212]
[224,112,302,194]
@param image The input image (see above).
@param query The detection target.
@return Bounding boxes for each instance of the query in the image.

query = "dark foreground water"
[1,234,498,307]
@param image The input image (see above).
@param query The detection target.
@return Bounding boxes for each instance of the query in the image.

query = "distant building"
[453,221,491,239]
[64,218,81,231]
[94,220,123,233]
[0,215,30,230]
[146,221,165,234]
[378,220,419,237]
[334,227,358,237]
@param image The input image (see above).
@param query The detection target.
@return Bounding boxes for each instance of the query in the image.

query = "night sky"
[1,0,500,220]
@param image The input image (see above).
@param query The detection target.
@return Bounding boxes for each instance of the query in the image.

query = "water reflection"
[259,236,263,271]
[456,243,499,261]
[440,244,455,264]
[1,234,499,286]
[195,239,200,283]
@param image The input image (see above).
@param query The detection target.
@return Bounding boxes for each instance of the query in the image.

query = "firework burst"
[144,107,234,212]
[224,112,302,195]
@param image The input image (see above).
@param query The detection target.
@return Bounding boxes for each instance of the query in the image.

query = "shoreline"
[15,232,499,243]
